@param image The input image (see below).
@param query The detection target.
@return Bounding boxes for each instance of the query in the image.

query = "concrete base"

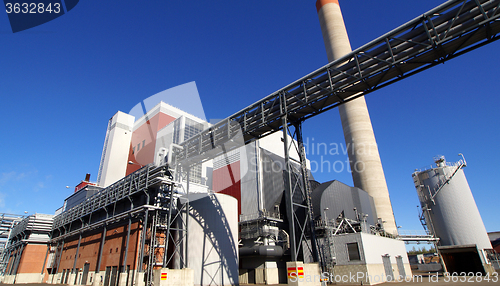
[92,273,102,286]
[12,273,45,284]
[153,268,193,286]
[3,275,15,284]
[255,268,265,284]
[118,272,128,286]
[265,267,279,285]
[484,263,496,276]
[238,269,249,284]
[49,273,58,284]
[286,261,322,286]
[68,273,76,285]
[135,272,145,286]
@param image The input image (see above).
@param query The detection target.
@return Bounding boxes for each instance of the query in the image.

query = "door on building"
[81,263,90,285]
[396,256,406,279]
[382,255,394,281]
[104,267,111,286]
[74,269,79,285]
[64,269,70,284]
[61,269,66,284]
[110,266,118,286]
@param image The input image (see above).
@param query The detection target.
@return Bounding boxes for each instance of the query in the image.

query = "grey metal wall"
[260,149,285,215]
[413,166,492,250]
[239,145,290,220]
[64,186,102,211]
[310,180,378,226]
[240,143,259,219]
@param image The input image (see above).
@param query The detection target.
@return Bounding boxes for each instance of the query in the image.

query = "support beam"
[281,95,298,261]
[71,233,82,285]
[51,241,64,283]
[137,210,149,273]
[122,217,132,273]
[41,243,50,278]
[95,225,107,276]
[12,243,25,278]
[294,122,319,264]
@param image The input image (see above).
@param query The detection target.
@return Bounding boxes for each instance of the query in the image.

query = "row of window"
[132,140,146,154]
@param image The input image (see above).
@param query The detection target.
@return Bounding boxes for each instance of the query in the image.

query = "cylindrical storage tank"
[412,157,491,250]
[181,193,239,286]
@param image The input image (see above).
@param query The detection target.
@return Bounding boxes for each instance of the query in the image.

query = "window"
[188,165,202,184]
[347,242,361,261]
[173,118,181,144]
[142,140,145,148]
[184,118,203,141]
[133,146,135,154]
[137,143,140,151]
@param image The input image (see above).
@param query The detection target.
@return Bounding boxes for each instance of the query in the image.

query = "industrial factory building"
[0,100,411,286]
[1,214,54,284]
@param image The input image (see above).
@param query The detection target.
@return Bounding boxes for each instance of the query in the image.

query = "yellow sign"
[160,273,167,281]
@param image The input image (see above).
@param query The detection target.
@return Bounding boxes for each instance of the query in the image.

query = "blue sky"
[1,0,499,238]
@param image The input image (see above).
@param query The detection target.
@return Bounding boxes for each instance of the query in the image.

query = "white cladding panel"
[332,233,409,265]
[186,193,239,286]
[360,233,409,265]
[97,111,134,187]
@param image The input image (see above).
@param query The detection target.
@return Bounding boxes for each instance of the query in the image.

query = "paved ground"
[239,274,500,285]
[2,273,500,286]
[239,272,500,285]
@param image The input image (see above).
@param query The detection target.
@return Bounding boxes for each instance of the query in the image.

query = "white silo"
[412,155,494,274]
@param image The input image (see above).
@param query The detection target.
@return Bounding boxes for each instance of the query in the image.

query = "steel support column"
[5,248,15,275]
[12,243,25,278]
[95,225,107,275]
[137,210,149,273]
[52,241,64,283]
[162,184,174,268]
[281,88,320,263]
[72,233,82,282]
[41,243,50,276]
[282,114,298,261]
[294,122,319,264]
[185,168,190,269]
[122,216,132,273]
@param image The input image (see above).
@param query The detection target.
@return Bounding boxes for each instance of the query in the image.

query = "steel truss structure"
[0,214,26,275]
[47,0,500,283]
[2,214,53,279]
[281,121,319,263]
[49,165,178,286]
[173,0,500,265]
[176,0,500,163]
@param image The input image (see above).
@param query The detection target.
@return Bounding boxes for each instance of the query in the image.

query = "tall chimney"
[316,0,397,234]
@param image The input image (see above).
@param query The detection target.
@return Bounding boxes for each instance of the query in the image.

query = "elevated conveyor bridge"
[172,0,500,266]
[176,0,500,164]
